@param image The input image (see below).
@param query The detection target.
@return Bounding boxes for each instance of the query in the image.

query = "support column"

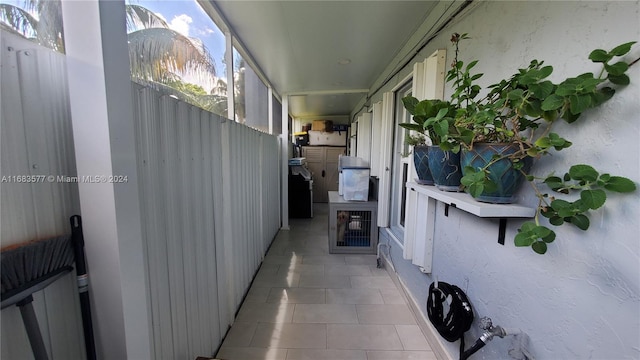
[281,95,290,230]
[61,1,151,358]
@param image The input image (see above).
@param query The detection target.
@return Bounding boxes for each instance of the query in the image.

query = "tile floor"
[216,204,436,360]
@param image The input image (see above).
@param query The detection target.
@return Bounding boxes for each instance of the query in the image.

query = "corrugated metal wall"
[2,30,282,359]
[132,83,282,358]
[1,32,85,360]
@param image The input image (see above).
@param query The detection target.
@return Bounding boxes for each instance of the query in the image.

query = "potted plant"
[403,132,434,185]
[401,96,463,191]
[405,33,637,254]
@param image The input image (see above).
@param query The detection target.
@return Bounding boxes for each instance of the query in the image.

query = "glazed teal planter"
[461,143,533,203]
[413,146,434,185]
[427,146,462,192]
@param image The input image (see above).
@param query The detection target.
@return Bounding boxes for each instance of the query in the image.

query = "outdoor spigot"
[480,316,493,330]
[478,317,507,342]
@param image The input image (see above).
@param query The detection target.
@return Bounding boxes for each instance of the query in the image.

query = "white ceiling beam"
[286,89,369,96]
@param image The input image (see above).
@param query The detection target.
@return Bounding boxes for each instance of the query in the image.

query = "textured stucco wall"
[378,1,640,359]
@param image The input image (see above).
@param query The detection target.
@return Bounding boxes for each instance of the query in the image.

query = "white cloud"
[196,27,215,37]
[170,14,193,37]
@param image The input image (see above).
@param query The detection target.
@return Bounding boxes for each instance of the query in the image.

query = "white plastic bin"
[339,156,370,201]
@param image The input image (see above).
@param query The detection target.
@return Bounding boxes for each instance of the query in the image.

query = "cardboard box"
[312,120,333,132]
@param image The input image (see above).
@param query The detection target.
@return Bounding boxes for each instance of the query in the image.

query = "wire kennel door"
[328,192,378,254]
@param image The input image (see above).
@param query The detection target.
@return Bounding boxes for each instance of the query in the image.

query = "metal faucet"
[479,317,507,342]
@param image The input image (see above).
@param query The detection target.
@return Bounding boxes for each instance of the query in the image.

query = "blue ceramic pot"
[460,143,533,203]
[427,146,462,192]
[413,146,434,185]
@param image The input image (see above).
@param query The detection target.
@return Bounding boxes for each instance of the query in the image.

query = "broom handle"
[17,295,49,360]
[70,215,97,360]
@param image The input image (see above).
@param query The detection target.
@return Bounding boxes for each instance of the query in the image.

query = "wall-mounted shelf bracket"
[498,218,508,245]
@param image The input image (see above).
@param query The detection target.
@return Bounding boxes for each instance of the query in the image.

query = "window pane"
[237,50,269,132]
[272,95,282,135]
[232,47,245,123]
[390,81,412,243]
[126,0,228,117]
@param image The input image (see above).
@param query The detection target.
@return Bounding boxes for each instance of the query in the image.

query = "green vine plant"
[403,34,638,254]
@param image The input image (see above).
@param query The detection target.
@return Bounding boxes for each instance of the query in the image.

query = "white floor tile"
[293,304,358,324]
[355,304,416,325]
[395,325,431,350]
[350,276,397,289]
[250,323,327,349]
[285,349,367,360]
[298,274,352,289]
[325,288,385,305]
[235,302,295,323]
[216,347,287,360]
[324,264,373,276]
[267,288,326,304]
[327,324,403,350]
[366,350,438,360]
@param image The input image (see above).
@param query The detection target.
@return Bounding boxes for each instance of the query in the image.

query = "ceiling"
[209,1,443,120]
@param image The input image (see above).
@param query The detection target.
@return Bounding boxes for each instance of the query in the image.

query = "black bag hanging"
[427,281,474,358]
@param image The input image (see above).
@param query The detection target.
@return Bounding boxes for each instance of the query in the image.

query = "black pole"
[70,215,97,360]
[17,295,49,360]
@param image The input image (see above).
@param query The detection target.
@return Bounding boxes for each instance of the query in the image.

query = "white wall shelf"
[407,182,536,245]
[408,182,536,218]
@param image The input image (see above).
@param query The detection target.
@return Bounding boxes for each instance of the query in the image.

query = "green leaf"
[541,230,556,243]
[608,41,636,56]
[556,80,580,96]
[569,94,592,115]
[580,189,607,209]
[604,176,637,193]
[434,107,448,121]
[434,119,449,137]
[402,97,419,114]
[604,62,629,76]
[507,89,525,101]
[569,164,599,182]
[550,199,572,209]
[608,74,630,85]
[541,94,564,111]
[544,176,564,191]
[535,136,551,149]
[532,241,548,254]
[549,216,564,226]
[588,49,611,63]
[514,232,533,247]
[538,66,553,79]
[591,87,616,107]
[562,110,581,123]
[529,81,554,99]
[569,214,590,230]
[399,123,423,132]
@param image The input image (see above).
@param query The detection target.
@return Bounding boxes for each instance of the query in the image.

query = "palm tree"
[0,2,61,51]
[1,1,215,83]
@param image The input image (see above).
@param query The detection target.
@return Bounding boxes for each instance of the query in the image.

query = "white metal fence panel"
[1,32,84,360]
[132,83,281,359]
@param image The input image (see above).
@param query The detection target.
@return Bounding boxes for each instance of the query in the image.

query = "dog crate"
[328,191,378,254]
